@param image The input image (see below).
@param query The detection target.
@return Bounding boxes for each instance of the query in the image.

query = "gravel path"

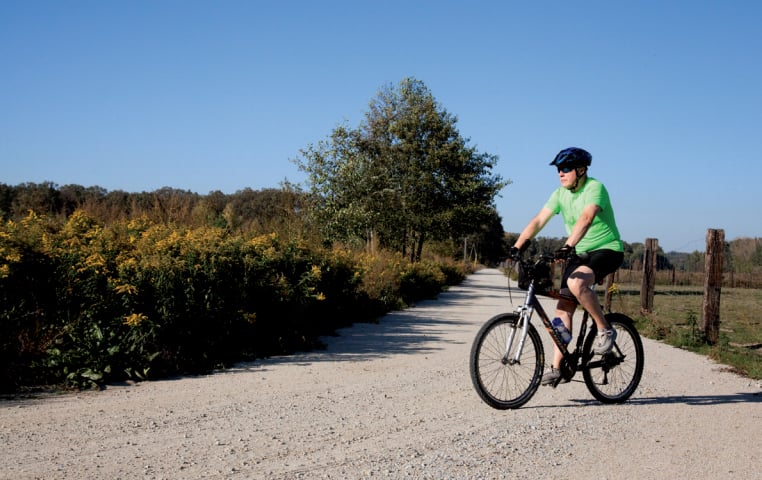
[2,268,761,479]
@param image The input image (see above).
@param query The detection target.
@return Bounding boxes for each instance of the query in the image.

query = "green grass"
[607,284,762,380]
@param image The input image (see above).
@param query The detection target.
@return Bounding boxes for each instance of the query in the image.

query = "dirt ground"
[2,268,761,479]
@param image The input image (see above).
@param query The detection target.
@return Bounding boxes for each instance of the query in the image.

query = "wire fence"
[614,268,762,290]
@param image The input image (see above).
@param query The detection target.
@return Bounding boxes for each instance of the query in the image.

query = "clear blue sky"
[2,1,760,253]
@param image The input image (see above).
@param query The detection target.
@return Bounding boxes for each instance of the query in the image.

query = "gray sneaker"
[541,367,561,386]
[594,328,617,355]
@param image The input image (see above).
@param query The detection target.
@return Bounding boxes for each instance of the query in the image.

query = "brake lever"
[507,259,514,304]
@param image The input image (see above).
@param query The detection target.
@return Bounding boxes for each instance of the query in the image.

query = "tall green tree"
[297,77,507,261]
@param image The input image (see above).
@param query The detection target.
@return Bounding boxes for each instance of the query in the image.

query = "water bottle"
[552,317,572,344]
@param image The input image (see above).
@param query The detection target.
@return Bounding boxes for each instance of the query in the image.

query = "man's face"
[557,166,579,189]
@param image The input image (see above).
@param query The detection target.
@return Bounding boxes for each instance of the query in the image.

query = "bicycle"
[469,252,644,410]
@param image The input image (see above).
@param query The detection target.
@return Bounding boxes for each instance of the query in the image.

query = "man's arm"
[514,207,554,250]
[565,204,601,247]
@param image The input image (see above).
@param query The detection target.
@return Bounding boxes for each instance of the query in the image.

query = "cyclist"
[508,147,624,385]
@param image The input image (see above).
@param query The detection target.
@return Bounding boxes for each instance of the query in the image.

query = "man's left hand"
[555,244,575,260]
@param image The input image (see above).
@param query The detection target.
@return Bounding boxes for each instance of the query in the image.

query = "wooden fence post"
[640,238,658,314]
[702,229,724,344]
[603,273,614,313]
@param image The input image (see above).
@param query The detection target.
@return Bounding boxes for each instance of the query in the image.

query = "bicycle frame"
[507,277,591,376]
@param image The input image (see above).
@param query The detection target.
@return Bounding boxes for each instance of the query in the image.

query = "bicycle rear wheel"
[469,313,544,409]
[582,313,644,403]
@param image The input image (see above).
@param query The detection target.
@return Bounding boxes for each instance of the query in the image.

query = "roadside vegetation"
[610,283,762,380]
[1,210,475,392]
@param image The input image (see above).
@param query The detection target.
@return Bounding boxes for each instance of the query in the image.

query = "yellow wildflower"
[310,264,322,280]
[124,313,148,327]
[114,283,138,295]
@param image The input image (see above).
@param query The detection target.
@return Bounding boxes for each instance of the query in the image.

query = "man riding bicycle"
[509,147,624,385]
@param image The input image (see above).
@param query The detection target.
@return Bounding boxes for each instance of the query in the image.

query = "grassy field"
[607,284,762,380]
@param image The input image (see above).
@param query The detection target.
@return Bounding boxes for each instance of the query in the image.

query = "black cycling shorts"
[561,249,624,289]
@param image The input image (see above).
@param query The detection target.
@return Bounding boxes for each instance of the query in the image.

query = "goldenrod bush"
[0,211,466,392]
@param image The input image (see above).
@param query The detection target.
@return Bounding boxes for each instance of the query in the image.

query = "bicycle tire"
[469,313,544,409]
[582,313,644,404]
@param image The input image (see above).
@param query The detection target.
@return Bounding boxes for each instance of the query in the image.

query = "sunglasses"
[557,166,577,173]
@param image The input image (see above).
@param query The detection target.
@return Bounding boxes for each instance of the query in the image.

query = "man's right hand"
[507,243,527,261]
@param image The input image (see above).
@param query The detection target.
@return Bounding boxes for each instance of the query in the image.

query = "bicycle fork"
[502,284,544,366]
[502,305,533,365]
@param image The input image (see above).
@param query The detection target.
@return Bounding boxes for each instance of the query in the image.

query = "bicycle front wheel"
[469,313,544,409]
[582,313,644,404]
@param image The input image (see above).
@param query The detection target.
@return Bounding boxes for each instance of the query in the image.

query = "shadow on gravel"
[623,392,762,405]
[250,306,468,367]
[553,391,762,407]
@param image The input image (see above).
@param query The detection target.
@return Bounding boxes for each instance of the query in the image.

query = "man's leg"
[551,296,576,369]
[565,266,609,330]
[566,266,616,354]
[542,296,576,385]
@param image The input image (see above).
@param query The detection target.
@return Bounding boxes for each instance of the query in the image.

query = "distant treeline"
[3,182,762,274]
[0,181,308,235]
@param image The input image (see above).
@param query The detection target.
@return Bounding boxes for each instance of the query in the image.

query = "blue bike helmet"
[549,147,592,168]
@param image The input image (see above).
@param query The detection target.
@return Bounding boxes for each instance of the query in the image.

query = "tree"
[297,77,507,261]
[223,186,311,238]
[59,184,108,217]
[463,208,507,265]
[11,182,61,218]
[296,124,381,249]
[0,183,17,220]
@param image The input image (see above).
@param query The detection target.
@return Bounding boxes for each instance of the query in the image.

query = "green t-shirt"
[543,177,623,253]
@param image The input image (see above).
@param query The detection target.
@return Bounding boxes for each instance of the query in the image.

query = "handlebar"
[506,250,589,265]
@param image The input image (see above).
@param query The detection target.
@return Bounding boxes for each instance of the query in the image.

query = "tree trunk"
[415,231,425,263]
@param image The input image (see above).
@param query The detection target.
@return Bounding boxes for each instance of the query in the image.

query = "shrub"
[1,211,469,392]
